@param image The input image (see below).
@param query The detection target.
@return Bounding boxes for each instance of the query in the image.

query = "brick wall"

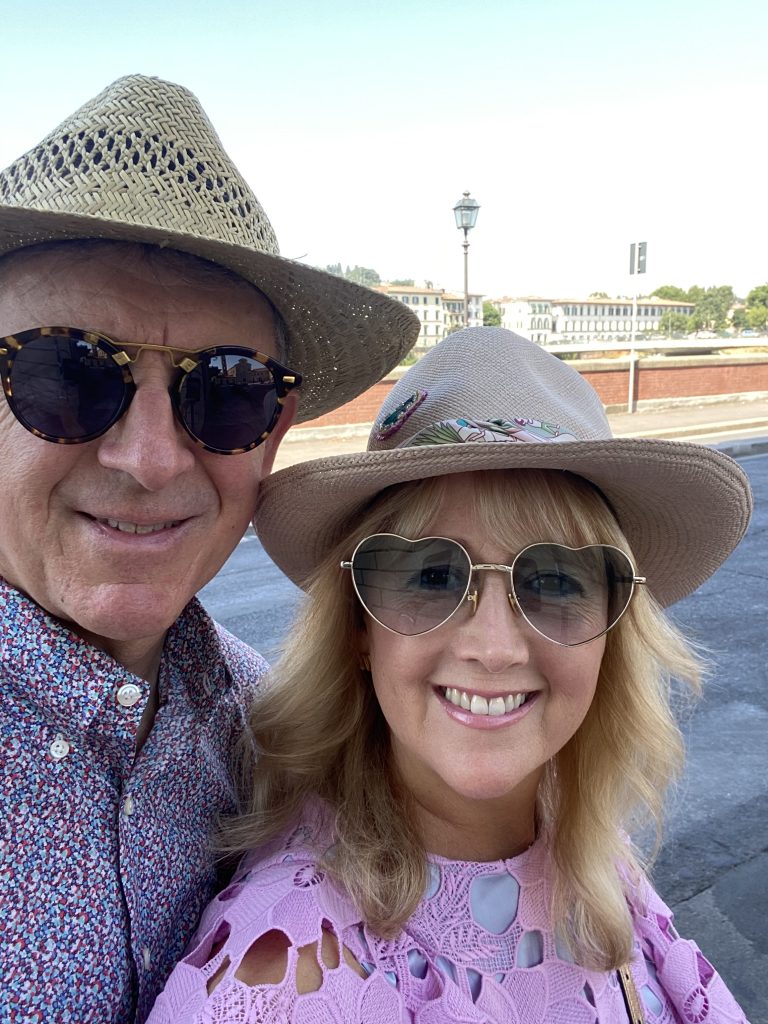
[304,378,396,428]
[301,355,768,430]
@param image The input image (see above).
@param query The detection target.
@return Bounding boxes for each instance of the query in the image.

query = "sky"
[1,0,766,300]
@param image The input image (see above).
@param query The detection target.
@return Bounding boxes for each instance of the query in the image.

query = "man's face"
[0,243,295,648]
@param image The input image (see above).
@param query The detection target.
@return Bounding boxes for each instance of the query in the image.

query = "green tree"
[320,263,382,287]
[747,305,768,330]
[589,291,609,298]
[746,284,768,312]
[707,286,734,329]
[390,278,415,286]
[344,265,381,288]
[730,308,748,331]
[483,301,501,326]
[687,285,734,331]
[652,285,689,301]
[659,311,690,337]
[744,285,768,331]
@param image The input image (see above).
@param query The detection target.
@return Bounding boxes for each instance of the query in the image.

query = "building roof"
[551,296,695,308]
[376,284,443,296]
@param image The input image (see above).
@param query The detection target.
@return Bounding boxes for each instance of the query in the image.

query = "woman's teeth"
[442,688,529,716]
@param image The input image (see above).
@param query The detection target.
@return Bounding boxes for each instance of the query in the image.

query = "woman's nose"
[453,570,530,672]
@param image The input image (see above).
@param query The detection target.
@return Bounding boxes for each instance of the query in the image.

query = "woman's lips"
[436,686,539,728]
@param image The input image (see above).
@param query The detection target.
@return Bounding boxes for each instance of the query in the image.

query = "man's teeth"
[103,519,177,535]
[443,688,529,716]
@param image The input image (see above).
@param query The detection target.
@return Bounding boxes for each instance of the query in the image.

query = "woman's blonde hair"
[223,469,701,970]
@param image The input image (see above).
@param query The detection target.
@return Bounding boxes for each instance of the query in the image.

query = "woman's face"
[363,472,606,839]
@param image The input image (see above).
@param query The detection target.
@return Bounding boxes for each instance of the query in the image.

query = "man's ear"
[259,392,299,477]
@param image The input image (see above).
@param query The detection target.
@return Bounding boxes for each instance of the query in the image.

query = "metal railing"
[542,338,767,356]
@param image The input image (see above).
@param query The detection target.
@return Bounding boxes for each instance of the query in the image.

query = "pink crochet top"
[148,803,747,1023]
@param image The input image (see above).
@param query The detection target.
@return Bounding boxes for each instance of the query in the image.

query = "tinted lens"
[350,534,472,635]
[512,544,635,645]
[9,334,125,440]
[176,350,279,452]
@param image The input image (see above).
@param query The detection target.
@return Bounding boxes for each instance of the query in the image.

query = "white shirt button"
[123,795,135,817]
[49,734,70,760]
[142,946,152,971]
[116,683,142,708]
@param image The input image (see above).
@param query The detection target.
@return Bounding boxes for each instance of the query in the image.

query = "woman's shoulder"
[626,876,748,1022]
[187,802,349,955]
[147,807,410,1024]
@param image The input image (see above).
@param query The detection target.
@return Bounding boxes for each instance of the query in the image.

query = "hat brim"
[0,206,420,423]
[254,437,753,607]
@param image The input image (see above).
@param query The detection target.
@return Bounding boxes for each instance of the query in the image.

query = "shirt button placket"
[49,733,71,760]
[116,683,142,708]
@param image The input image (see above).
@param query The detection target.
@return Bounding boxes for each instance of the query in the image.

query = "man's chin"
[52,583,194,651]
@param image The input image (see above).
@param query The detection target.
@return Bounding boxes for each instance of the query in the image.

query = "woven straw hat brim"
[254,437,753,608]
[0,74,420,421]
[0,205,419,423]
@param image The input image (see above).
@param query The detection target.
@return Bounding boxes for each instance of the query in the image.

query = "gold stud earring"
[359,653,372,673]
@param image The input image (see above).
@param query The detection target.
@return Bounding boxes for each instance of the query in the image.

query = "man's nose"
[96,376,196,490]
[453,570,530,672]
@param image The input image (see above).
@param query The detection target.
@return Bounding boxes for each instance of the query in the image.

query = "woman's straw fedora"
[0,75,420,421]
[255,327,753,607]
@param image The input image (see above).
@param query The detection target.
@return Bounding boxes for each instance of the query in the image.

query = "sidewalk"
[274,394,768,469]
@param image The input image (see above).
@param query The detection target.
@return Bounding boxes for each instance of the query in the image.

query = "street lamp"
[453,191,480,326]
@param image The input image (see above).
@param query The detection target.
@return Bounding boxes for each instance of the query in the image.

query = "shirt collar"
[0,578,229,732]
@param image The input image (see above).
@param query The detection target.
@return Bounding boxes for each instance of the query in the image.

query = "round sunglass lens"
[11,334,125,441]
[177,351,279,452]
[512,544,635,645]
[351,535,471,635]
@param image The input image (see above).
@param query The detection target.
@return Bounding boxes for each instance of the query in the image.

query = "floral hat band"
[402,417,578,448]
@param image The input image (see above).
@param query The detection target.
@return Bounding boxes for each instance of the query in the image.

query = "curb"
[711,436,768,458]
[613,419,768,441]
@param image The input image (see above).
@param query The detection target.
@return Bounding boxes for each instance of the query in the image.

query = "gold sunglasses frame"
[342,533,646,647]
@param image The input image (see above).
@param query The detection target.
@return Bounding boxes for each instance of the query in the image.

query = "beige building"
[489,295,695,343]
[550,296,694,341]
[495,297,553,344]
[377,284,484,348]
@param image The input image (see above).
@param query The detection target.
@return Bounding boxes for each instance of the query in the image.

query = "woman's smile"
[435,685,540,730]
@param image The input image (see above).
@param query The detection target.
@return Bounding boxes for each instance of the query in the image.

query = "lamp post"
[453,191,480,326]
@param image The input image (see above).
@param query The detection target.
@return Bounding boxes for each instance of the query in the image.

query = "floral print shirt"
[0,578,267,1024]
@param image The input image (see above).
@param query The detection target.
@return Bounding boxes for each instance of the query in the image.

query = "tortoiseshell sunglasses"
[0,326,301,455]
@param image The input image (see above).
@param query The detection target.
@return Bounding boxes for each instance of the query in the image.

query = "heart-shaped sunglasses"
[342,534,646,646]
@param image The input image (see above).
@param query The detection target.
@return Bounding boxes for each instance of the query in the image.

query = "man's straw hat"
[0,75,420,421]
[255,327,753,606]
